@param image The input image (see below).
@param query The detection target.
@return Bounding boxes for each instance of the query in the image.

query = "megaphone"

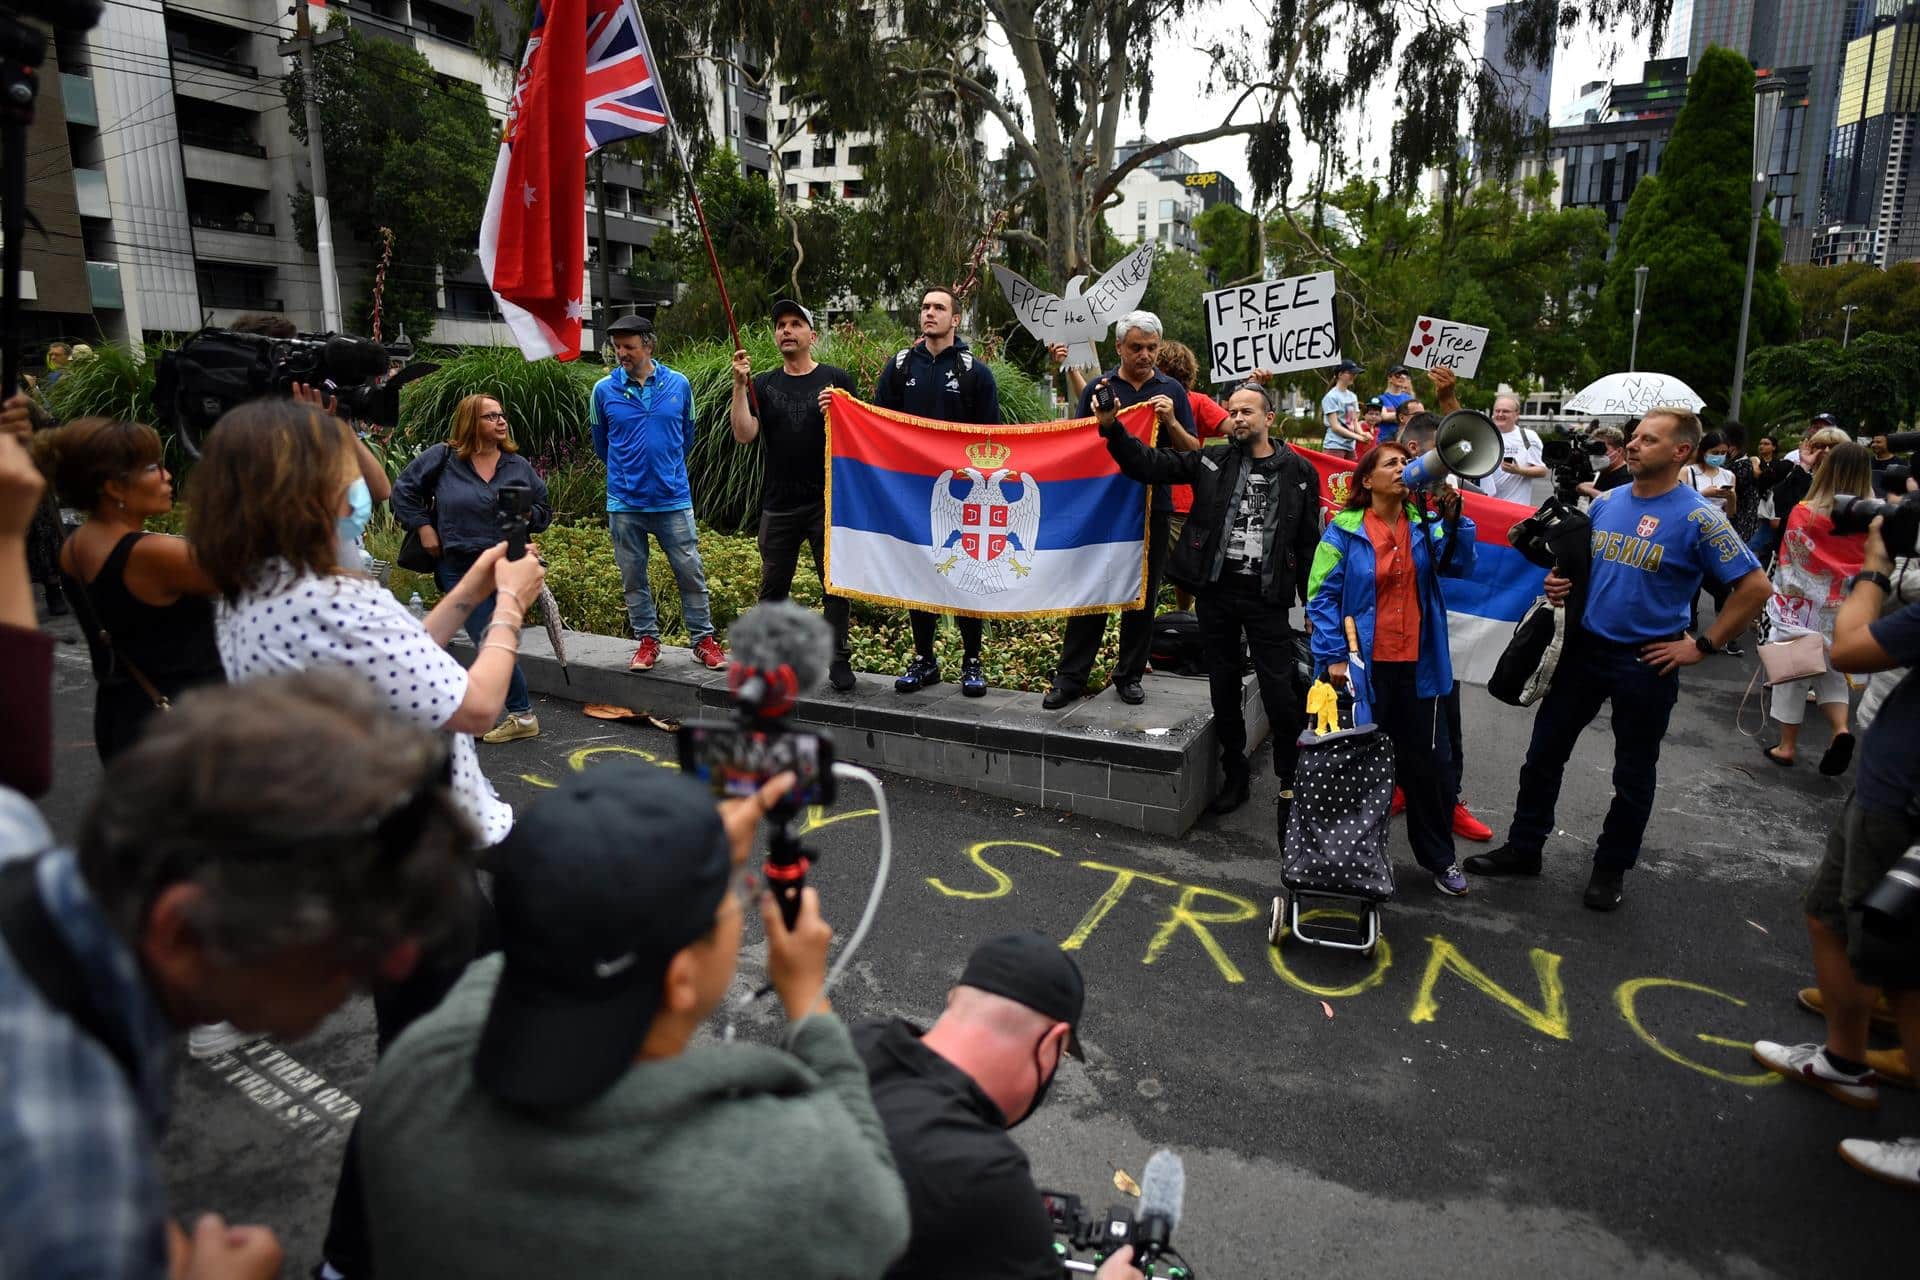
[1400,409,1502,490]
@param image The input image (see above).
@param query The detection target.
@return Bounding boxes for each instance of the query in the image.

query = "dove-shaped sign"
[992,243,1156,370]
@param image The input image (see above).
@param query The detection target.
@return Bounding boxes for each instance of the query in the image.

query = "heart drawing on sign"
[1418,319,1432,333]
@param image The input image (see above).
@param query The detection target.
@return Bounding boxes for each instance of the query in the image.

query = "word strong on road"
[1204,271,1339,383]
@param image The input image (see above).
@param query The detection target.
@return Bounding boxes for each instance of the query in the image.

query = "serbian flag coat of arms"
[825,392,1158,619]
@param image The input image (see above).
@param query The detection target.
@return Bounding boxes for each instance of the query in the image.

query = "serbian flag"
[825,393,1158,619]
[1295,445,1546,685]
[479,0,671,360]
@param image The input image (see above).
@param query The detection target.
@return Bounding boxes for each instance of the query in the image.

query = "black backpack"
[1149,610,1207,675]
[889,347,986,417]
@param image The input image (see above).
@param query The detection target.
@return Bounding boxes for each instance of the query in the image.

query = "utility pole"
[283,6,343,331]
[1842,303,1860,347]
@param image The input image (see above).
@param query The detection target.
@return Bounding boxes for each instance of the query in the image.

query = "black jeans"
[1055,507,1171,689]
[1370,661,1457,873]
[1197,575,1304,780]
[1507,633,1681,871]
[321,876,496,1275]
[1444,680,1465,799]
[907,610,981,661]
[757,502,850,662]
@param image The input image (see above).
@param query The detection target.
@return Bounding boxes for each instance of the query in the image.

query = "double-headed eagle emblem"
[930,440,1041,596]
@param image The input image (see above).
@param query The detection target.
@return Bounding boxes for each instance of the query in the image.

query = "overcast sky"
[978,0,1658,204]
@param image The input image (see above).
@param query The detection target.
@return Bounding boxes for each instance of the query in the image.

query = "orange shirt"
[1364,510,1420,661]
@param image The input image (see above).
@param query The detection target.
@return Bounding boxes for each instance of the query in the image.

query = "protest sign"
[1202,272,1339,383]
[1402,315,1490,378]
[992,243,1155,369]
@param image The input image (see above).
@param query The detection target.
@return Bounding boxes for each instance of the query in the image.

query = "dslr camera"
[1832,489,1919,559]
[157,326,436,454]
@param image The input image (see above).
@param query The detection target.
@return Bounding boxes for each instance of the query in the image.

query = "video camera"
[1042,1150,1190,1277]
[157,326,438,454]
[1833,489,1920,559]
[1542,433,1609,506]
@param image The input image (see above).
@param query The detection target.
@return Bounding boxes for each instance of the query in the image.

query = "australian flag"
[479,0,672,361]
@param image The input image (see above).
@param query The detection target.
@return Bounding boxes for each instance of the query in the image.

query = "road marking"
[197,1041,362,1145]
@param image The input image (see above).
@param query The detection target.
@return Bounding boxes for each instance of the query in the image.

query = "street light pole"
[1842,303,1860,347]
[1730,79,1785,422]
[1630,264,1650,372]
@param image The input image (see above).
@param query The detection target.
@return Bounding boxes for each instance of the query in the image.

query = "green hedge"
[368,519,1125,694]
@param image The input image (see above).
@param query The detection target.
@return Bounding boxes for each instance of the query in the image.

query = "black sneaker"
[1275,790,1294,845]
[1722,639,1746,657]
[1462,843,1542,876]
[895,655,941,693]
[827,658,856,692]
[960,657,987,697]
[1583,866,1625,911]
[1209,772,1251,815]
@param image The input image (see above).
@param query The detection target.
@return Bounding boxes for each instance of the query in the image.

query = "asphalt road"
[27,614,1910,1278]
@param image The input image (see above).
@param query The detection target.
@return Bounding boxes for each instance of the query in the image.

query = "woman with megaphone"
[1306,440,1480,898]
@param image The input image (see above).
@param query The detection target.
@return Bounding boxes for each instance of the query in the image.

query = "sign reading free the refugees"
[1202,272,1339,383]
[1402,315,1491,378]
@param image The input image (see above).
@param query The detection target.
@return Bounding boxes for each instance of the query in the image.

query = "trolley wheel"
[1267,894,1286,948]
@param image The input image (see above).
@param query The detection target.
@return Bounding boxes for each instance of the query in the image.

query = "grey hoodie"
[360,955,910,1278]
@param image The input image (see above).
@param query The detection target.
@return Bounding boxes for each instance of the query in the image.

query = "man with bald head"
[855,934,1141,1280]
[1094,381,1320,830]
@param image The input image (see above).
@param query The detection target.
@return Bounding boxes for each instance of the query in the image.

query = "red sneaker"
[692,634,727,670]
[628,636,660,672]
[1390,787,1406,816]
[1452,803,1493,842]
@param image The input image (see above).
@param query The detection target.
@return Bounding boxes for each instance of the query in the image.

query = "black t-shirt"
[853,1018,1058,1280]
[751,362,857,512]
[1594,463,1633,492]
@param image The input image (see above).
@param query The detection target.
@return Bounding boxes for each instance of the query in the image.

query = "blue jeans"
[1747,521,1778,569]
[1507,633,1681,871]
[609,508,714,641]
[436,557,531,714]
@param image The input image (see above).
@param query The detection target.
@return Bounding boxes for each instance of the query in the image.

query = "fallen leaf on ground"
[1113,1168,1141,1198]
[1745,919,1769,934]
[1320,1000,1335,1019]
[583,703,639,720]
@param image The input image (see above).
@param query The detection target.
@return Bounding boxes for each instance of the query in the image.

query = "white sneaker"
[1751,1040,1879,1110]
[1838,1137,1920,1191]
[187,1021,260,1060]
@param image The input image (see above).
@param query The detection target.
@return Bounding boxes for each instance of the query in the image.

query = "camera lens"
[1831,495,1890,536]
[1863,847,1920,936]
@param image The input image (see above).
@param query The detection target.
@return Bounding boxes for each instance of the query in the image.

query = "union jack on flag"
[479,0,674,361]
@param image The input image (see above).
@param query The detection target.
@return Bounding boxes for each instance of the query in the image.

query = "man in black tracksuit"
[1096,381,1320,828]
[873,286,1002,696]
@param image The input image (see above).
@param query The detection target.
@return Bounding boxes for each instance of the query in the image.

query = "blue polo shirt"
[1077,367,1193,513]
[1582,481,1761,644]
[591,362,696,513]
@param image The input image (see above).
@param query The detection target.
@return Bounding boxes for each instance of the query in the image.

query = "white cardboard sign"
[1403,315,1490,378]
[991,244,1156,370]
[1202,272,1339,383]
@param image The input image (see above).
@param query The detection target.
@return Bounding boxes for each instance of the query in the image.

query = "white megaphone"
[1399,409,1503,490]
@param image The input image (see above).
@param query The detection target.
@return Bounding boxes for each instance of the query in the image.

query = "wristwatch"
[1692,633,1719,656]
[1850,570,1893,594]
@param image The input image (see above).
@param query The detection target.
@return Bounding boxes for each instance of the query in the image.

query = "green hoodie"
[360,955,911,1278]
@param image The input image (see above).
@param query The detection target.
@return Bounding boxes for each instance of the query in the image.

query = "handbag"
[396,444,454,572]
[1737,630,1829,737]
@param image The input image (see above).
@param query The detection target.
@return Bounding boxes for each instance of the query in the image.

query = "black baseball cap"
[475,762,731,1111]
[1812,411,1839,425]
[1335,357,1362,374]
[606,313,655,337]
[1387,363,1411,376]
[770,298,814,329]
[960,932,1085,1045]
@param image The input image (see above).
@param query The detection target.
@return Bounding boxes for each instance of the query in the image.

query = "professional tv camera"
[1542,432,1609,506]
[156,325,438,454]
[1042,1150,1192,1277]
[1833,487,1920,559]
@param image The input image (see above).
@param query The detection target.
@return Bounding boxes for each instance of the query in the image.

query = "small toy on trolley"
[1268,617,1396,958]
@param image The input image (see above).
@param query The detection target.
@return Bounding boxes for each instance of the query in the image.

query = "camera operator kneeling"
[358,763,910,1278]
[855,934,1143,1280]
[0,673,476,1279]
[1751,514,1920,1191]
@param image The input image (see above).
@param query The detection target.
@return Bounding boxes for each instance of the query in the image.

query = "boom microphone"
[1135,1149,1186,1264]
[727,601,832,719]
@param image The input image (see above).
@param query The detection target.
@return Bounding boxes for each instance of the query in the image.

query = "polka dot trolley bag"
[1281,717,1396,905]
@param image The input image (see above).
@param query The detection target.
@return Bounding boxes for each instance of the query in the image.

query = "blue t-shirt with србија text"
[1857,601,1920,818]
[1580,481,1761,644]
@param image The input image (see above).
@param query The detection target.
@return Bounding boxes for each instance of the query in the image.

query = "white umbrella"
[1562,372,1706,418]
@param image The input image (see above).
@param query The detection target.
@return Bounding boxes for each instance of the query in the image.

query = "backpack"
[891,347,984,416]
[1148,610,1208,675]
[1488,597,1568,707]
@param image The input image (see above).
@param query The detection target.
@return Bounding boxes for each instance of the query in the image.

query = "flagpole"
[626,2,752,390]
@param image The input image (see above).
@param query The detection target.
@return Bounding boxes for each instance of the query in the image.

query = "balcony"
[171,44,257,78]
[87,261,123,309]
[61,72,98,128]
[74,168,110,219]
[192,211,275,236]
[180,130,266,158]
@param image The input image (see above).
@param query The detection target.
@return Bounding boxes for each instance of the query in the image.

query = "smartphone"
[676,721,836,807]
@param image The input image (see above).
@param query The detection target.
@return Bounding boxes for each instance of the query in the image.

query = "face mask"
[1008,1030,1063,1129]
[1706,454,1727,468]
[336,476,372,557]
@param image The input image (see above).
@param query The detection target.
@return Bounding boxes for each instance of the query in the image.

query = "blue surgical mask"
[337,476,372,561]
[1706,454,1727,467]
